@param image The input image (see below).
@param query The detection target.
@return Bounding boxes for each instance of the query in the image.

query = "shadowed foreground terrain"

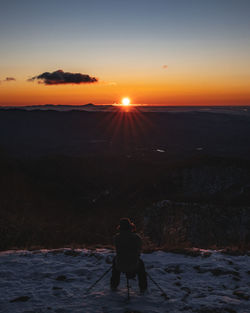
[0,249,249,313]
[0,108,250,250]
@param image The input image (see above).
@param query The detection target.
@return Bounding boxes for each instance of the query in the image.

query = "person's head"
[118,217,136,232]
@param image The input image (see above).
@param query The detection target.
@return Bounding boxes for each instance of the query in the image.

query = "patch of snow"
[0,249,249,313]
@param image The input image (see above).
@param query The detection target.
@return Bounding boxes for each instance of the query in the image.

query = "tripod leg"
[126,277,130,301]
[86,266,112,293]
[147,272,169,300]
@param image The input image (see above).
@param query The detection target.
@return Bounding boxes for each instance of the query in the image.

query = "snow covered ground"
[0,249,249,313]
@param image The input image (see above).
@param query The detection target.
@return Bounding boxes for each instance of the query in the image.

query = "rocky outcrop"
[144,200,250,249]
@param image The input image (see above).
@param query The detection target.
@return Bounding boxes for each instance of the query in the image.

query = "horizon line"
[1,103,250,107]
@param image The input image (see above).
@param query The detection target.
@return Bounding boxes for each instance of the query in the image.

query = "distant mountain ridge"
[0,103,115,112]
[1,104,250,115]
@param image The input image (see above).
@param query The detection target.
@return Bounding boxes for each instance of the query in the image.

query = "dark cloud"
[5,77,16,81]
[28,69,98,85]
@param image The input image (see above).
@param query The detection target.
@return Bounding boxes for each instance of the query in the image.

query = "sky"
[0,0,250,106]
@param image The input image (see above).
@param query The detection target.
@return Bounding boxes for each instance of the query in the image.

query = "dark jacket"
[114,229,142,272]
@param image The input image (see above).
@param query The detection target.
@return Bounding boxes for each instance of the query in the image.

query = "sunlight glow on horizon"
[122,97,131,106]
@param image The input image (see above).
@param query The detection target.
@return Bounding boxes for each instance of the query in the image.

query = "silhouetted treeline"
[1,109,250,250]
[1,109,250,159]
[1,149,250,250]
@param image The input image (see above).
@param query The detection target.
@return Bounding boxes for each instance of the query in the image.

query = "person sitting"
[110,218,147,292]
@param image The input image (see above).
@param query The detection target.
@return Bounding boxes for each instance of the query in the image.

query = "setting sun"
[122,97,131,106]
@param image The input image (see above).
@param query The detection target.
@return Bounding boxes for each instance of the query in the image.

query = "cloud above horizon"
[162,65,168,69]
[0,77,16,83]
[5,77,16,81]
[28,70,98,85]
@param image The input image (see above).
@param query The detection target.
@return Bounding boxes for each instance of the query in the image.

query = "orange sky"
[1,75,249,106]
[1,1,250,106]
